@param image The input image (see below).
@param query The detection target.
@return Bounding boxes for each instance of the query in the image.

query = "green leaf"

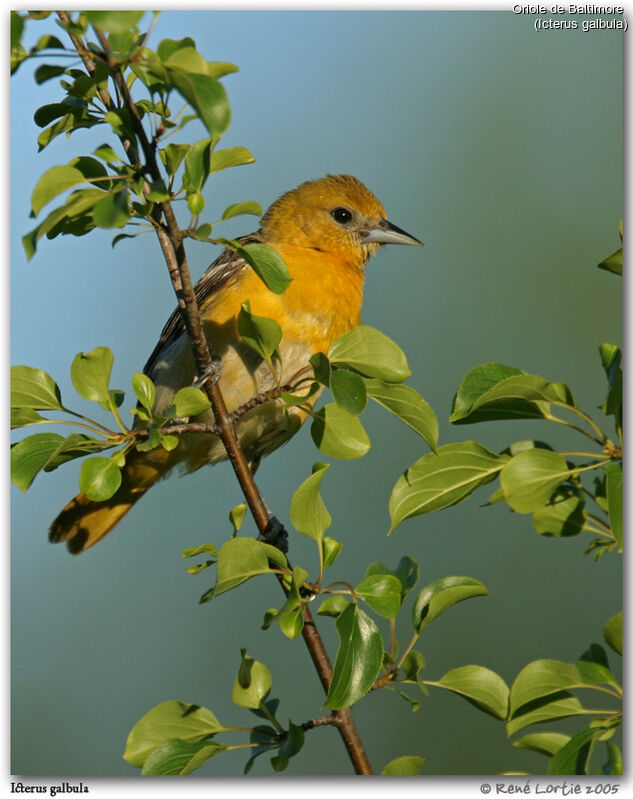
[237,243,292,295]
[10,11,24,50]
[325,603,383,709]
[450,364,574,424]
[33,101,80,129]
[500,450,572,514]
[11,42,27,76]
[69,155,110,187]
[328,325,410,382]
[188,223,212,241]
[23,188,107,258]
[599,343,622,428]
[70,347,113,403]
[173,386,212,417]
[221,201,262,221]
[604,462,622,551]
[92,190,130,229]
[509,659,612,718]
[365,378,438,450]
[366,556,419,602]
[232,650,272,709]
[507,692,588,737]
[11,407,48,429]
[450,363,519,418]
[84,10,145,34]
[322,536,343,568]
[603,612,622,656]
[211,537,287,598]
[182,542,218,559]
[278,721,304,764]
[512,732,570,757]
[11,365,63,410]
[389,441,507,533]
[145,179,170,202]
[32,33,65,50]
[34,64,67,84]
[124,700,226,767]
[289,463,331,541]
[330,368,367,415]
[11,432,65,491]
[401,651,426,685]
[135,426,160,453]
[43,432,113,472]
[163,46,210,76]
[184,138,213,193]
[132,372,155,413]
[159,142,189,176]
[229,503,248,534]
[31,165,89,217]
[237,302,282,363]
[160,435,180,452]
[281,382,321,406]
[532,493,586,537]
[604,742,623,775]
[412,576,488,633]
[382,755,425,775]
[206,62,239,79]
[310,403,371,460]
[430,665,510,720]
[166,68,231,138]
[598,247,623,276]
[141,739,226,775]
[36,106,101,152]
[575,650,619,690]
[548,727,606,776]
[355,574,402,618]
[276,566,308,639]
[157,37,196,62]
[317,596,350,617]
[309,352,331,385]
[210,146,256,174]
[79,457,122,501]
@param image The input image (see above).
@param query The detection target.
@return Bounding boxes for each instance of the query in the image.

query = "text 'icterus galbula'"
[50,174,422,553]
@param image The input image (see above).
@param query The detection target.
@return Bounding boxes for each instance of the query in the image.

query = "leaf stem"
[258,702,284,735]
[544,411,604,445]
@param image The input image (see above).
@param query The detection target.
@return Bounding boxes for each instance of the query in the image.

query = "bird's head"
[261,174,422,268]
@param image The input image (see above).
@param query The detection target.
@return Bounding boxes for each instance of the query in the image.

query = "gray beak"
[362,218,423,247]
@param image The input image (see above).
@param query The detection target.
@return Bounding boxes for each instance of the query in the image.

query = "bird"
[49,174,422,553]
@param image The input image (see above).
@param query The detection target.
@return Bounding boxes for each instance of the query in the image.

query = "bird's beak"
[362,218,423,247]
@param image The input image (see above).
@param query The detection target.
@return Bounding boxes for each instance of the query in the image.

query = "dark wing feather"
[143,232,263,376]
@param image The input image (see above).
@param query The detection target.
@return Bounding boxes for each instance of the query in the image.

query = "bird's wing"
[143,231,263,376]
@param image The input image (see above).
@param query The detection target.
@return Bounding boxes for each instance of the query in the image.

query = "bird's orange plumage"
[49,175,421,553]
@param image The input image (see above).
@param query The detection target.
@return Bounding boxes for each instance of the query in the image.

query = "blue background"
[11,10,622,776]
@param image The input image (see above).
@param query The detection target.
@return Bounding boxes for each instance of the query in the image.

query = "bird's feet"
[192,356,222,389]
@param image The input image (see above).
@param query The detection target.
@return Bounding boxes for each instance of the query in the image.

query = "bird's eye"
[331,207,353,225]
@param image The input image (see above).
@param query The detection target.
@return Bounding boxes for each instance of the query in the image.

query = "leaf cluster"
[389,353,622,560]
[17,10,286,296]
[11,348,215,501]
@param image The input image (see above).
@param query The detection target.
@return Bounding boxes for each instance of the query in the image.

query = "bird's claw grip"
[192,356,222,390]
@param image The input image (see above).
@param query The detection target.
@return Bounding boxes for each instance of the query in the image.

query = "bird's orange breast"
[204,243,365,356]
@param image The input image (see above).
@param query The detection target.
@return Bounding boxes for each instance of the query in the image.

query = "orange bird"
[49,175,422,553]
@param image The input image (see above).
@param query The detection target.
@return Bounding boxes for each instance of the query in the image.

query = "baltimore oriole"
[49,174,422,553]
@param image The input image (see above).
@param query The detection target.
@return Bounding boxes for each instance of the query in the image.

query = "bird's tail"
[49,448,170,554]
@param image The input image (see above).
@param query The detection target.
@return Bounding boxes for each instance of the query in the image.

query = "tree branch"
[64,18,373,774]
